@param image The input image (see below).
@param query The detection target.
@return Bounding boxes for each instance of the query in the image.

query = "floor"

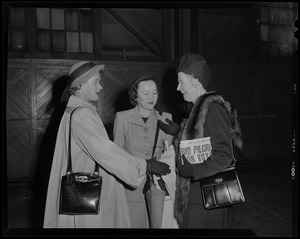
[3,161,295,237]
[231,162,294,237]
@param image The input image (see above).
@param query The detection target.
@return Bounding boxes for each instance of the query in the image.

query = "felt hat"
[128,73,160,106]
[177,54,211,88]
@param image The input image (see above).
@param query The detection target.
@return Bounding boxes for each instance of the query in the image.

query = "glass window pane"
[269,7,279,25]
[270,26,280,42]
[52,30,65,52]
[11,29,25,50]
[260,7,268,24]
[80,10,92,31]
[278,8,288,25]
[113,8,162,48]
[51,8,65,30]
[270,42,278,57]
[260,24,269,41]
[66,32,79,52]
[80,32,93,53]
[10,8,25,28]
[8,29,11,48]
[66,9,78,31]
[37,30,51,50]
[102,8,162,57]
[286,9,294,26]
[37,8,50,29]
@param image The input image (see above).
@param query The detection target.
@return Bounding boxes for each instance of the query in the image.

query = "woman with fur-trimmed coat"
[158,54,243,228]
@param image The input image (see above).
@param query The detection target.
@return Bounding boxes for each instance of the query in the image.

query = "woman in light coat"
[43,61,167,228]
[113,74,178,228]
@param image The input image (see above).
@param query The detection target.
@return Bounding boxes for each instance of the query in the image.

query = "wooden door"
[6,59,172,184]
[6,61,32,182]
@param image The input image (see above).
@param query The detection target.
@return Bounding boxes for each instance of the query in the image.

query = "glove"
[146,157,171,176]
[158,118,180,136]
[177,154,194,177]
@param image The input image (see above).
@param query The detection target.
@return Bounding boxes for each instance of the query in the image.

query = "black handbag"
[200,142,245,210]
[59,107,103,215]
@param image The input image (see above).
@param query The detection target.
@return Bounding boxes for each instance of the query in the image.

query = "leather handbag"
[200,142,245,210]
[59,107,103,215]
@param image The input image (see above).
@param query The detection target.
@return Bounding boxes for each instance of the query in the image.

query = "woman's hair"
[128,74,158,106]
[68,85,81,95]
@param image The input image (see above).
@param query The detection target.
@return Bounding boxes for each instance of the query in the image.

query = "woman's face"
[177,72,198,102]
[80,72,102,103]
[137,80,158,111]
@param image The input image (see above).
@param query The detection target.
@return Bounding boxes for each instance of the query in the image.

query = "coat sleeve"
[113,112,125,149]
[192,103,234,180]
[161,112,174,148]
[72,108,146,188]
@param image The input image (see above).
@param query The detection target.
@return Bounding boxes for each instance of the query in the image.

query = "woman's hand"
[158,118,180,136]
[177,154,194,177]
[146,157,171,175]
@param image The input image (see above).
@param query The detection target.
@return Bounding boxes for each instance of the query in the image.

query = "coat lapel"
[124,106,158,129]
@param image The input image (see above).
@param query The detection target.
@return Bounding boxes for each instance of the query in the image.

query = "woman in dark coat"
[159,53,243,229]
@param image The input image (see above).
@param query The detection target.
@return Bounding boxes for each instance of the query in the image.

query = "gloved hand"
[177,154,194,177]
[158,118,180,136]
[146,157,171,175]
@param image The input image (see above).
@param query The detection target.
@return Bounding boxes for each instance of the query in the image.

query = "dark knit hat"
[177,54,211,88]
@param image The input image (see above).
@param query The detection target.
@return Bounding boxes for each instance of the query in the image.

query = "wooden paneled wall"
[6,59,293,185]
[6,59,172,184]
[210,65,293,164]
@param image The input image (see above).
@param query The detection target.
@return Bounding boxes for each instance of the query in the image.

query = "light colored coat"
[113,106,173,227]
[43,96,146,228]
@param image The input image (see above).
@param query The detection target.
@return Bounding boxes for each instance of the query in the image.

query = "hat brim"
[71,64,105,87]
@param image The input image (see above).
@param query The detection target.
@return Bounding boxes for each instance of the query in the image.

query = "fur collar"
[174,91,243,226]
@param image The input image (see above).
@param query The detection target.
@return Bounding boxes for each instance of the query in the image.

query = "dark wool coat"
[174,91,243,228]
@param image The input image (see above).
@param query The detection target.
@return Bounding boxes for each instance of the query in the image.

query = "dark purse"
[59,107,103,215]
[200,142,245,210]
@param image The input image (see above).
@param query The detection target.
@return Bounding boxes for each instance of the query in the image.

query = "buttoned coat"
[43,96,146,228]
[113,106,174,227]
[174,92,243,228]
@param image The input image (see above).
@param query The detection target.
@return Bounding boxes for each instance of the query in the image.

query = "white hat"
[69,61,105,87]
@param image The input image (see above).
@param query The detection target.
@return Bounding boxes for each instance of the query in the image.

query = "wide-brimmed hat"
[69,61,105,87]
[60,61,105,102]
[177,54,211,88]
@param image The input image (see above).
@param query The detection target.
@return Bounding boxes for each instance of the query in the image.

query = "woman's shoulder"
[71,107,98,122]
[208,101,227,114]
[115,108,135,119]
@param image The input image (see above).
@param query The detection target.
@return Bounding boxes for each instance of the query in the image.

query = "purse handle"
[67,107,99,175]
[147,112,162,184]
[151,119,160,158]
